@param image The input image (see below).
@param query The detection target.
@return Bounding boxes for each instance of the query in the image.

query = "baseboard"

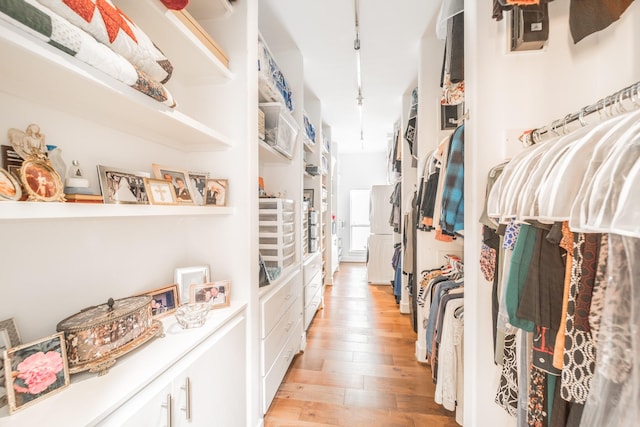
[399,301,410,314]
[415,340,428,363]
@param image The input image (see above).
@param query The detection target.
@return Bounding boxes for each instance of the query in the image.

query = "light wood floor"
[264,262,459,427]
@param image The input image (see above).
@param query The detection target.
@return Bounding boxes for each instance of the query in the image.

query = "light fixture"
[354,0,364,144]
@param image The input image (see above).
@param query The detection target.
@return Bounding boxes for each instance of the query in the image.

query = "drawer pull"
[285,294,292,300]
[284,349,293,362]
[161,393,173,427]
[180,377,192,421]
[285,320,294,332]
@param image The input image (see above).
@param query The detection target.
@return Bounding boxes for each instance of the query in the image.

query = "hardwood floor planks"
[265,262,458,427]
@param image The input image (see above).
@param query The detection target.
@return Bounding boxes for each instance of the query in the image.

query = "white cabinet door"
[96,314,246,427]
[97,381,173,427]
[173,315,247,427]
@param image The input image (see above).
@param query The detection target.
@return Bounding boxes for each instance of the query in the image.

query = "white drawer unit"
[259,266,303,413]
[302,252,323,331]
[260,268,301,337]
[261,294,301,373]
[262,316,302,412]
[303,270,323,330]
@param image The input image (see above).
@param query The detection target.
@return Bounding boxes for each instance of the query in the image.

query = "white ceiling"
[260,0,441,153]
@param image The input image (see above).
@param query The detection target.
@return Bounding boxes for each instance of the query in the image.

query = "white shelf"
[0,22,233,152]
[115,0,234,85]
[0,201,235,220]
[187,0,234,20]
[259,139,292,163]
[302,136,316,152]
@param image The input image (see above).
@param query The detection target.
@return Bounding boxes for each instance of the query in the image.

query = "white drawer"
[304,292,322,331]
[302,252,321,283]
[304,270,322,305]
[261,296,301,373]
[262,318,301,413]
[261,269,301,338]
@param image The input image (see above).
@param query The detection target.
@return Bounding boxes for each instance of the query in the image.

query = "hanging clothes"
[440,124,465,234]
[405,87,418,167]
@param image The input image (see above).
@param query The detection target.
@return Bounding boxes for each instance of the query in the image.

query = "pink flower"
[13,351,64,395]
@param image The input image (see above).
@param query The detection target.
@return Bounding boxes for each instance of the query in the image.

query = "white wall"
[337,150,389,261]
[464,1,640,426]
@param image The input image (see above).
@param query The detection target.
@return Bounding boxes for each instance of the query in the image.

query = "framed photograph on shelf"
[136,284,179,318]
[144,178,177,205]
[19,158,64,202]
[204,179,228,206]
[4,332,70,414]
[303,188,314,206]
[0,318,21,408]
[0,167,22,201]
[175,265,211,304]
[97,165,150,205]
[190,280,230,310]
[152,164,195,204]
[188,171,209,206]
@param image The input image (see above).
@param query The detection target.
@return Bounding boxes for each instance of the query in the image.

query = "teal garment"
[547,374,557,426]
[505,224,535,332]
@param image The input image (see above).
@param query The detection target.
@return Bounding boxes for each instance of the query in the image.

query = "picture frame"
[97,165,150,205]
[0,167,22,201]
[189,280,230,310]
[152,164,195,204]
[188,171,209,206]
[136,284,179,318]
[4,332,70,414]
[303,188,314,206]
[1,145,23,179]
[19,158,64,202]
[174,265,211,304]
[144,178,177,205]
[0,318,21,408]
[204,179,228,206]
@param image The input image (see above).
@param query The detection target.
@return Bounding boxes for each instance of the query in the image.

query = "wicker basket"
[258,108,266,141]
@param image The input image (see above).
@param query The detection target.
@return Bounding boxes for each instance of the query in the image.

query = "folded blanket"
[36,0,173,83]
[0,0,176,107]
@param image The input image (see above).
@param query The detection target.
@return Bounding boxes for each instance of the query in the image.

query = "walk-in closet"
[0,0,638,426]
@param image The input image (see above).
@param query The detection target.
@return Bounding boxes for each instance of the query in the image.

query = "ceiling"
[260,0,441,153]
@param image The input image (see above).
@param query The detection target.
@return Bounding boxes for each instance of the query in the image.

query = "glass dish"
[175,303,209,329]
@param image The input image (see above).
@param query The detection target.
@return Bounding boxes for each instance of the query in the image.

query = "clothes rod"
[520,80,640,146]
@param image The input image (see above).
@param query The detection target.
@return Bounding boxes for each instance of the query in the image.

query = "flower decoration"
[13,351,64,395]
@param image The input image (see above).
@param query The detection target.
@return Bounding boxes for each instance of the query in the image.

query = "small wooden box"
[172,9,229,68]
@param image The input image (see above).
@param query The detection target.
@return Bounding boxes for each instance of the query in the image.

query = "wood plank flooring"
[264,262,459,427]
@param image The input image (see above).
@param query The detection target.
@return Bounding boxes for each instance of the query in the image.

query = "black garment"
[483,225,501,362]
[516,226,566,331]
[570,0,634,43]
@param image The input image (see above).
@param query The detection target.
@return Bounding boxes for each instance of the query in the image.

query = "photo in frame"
[190,280,230,310]
[19,158,64,202]
[97,165,150,205]
[188,171,209,206]
[136,284,179,318]
[0,318,21,408]
[204,179,228,206]
[144,178,177,205]
[174,265,211,304]
[152,164,195,204]
[303,188,314,206]
[0,167,22,201]
[4,332,70,414]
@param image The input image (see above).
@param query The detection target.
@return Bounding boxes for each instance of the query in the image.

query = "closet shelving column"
[255,19,305,413]
[0,0,257,424]
[322,123,339,284]
[302,87,325,327]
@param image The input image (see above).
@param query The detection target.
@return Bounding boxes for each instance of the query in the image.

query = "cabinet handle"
[285,320,294,332]
[285,293,292,300]
[161,394,173,427]
[284,349,293,362]
[181,377,192,421]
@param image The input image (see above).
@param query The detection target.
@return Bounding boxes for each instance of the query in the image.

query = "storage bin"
[259,241,296,259]
[259,198,295,212]
[259,232,295,246]
[259,102,299,159]
[259,211,295,223]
